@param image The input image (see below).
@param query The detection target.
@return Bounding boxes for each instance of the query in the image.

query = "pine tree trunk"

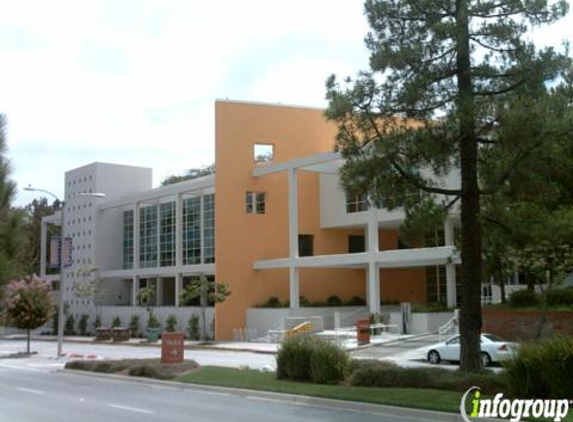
[456,0,483,372]
[27,329,31,355]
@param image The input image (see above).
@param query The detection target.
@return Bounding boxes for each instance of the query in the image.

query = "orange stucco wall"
[214,101,428,340]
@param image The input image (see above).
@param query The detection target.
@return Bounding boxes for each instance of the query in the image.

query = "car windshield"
[483,334,505,342]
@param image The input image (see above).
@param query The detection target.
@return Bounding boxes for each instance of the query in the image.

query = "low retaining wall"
[483,308,573,341]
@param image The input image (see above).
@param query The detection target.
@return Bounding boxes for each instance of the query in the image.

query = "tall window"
[346,193,368,213]
[425,229,445,247]
[140,205,158,268]
[246,191,266,214]
[298,234,314,257]
[348,235,365,253]
[203,194,215,264]
[159,202,175,267]
[426,265,446,304]
[183,197,201,265]
[123,210,134,269]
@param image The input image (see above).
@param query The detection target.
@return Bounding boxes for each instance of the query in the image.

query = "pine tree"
[326,0,571,371]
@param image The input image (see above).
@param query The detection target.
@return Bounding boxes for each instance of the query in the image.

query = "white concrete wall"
[96,207,123,271]
[94,163,152,202]
[247,307,369,335]
[389,311,453,334]
[319,169,461,230]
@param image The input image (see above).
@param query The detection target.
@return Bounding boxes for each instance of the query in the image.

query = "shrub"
[262,296,282,308]
[165,314,177,332]
[508,289,539,308]
[51,306,59,335]
[546,288,573,307]
[129,365,163,379]
[326,295,342,307]
[309,338,348,384]
[65,315,76,335]
[128,314,140,337]
[277,335,349,384]
[504,336,573,399]
[111,316,122,328]
[78,314,89,336]
[346,296,366,306]
[93,315,102,330]
[187,314,200,340]
[147,313,160,329]
[276,335,314,381]
[349,360,505,393]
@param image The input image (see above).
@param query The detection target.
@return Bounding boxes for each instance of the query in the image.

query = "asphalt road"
[0,363,456,422]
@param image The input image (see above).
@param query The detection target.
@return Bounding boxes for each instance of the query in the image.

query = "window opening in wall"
[346,193,368,213]
[348,235,365,253]
[298,234,314,257]
[246,191,266,214]
[254,143,274,165]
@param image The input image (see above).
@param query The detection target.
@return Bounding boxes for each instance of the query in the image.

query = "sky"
[3,0,572,207]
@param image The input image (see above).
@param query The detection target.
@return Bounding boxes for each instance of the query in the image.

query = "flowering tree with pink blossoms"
[4,275,53,354]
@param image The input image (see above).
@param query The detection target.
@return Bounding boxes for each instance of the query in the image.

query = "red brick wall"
[482,308,573,341]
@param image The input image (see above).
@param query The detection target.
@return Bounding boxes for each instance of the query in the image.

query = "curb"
[59,368,481,422]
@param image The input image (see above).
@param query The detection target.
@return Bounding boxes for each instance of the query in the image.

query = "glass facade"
[140,205,158,268]
[203,194,215,263]
[159,202,175,267]
[123,210,134,269]
[122,194,215,269]
[183,196,201,265]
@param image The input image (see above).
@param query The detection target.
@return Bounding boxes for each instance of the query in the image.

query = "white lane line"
[0,364,44,372]
[109,404,154,414]
[17,388,45,395]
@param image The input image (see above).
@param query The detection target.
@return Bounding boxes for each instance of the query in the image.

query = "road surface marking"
[17,388,44,395]
[0,364,44,372]
[109,404,153,414]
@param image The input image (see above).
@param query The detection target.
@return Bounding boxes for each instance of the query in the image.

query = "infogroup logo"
[460,387,571,422]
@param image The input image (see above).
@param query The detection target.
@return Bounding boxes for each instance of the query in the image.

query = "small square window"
[254,143,274,164]
[348,235,365,253]
[246,191,266,214]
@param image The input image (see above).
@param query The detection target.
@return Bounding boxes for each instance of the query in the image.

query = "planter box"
[112,327,130,342]
[146,327,160,342]
[95,327,112,342]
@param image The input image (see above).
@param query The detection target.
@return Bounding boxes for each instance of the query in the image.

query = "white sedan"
[427,334,518,367]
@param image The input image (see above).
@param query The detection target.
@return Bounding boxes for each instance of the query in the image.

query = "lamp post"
[24,186,105,358]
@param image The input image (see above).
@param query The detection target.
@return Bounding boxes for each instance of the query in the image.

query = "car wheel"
[428,350,441,364]
[481,352,492,367]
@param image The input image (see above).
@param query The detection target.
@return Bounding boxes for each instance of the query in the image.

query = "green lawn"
[175,366,463,413]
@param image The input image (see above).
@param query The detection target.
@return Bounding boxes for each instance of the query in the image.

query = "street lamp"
[24,186,105,358]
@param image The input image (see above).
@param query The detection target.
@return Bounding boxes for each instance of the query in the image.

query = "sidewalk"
[0,333,280,354]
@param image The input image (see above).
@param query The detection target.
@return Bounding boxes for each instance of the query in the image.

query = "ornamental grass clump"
[276,335,348,384]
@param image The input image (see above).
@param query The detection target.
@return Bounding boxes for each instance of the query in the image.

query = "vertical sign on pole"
[49,236,61,268]
[62,237,73,268]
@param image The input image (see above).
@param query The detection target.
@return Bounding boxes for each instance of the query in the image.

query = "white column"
[40,220,48,278]
[175,194,183,267]
[132,276,139,306]
[288,168,299,309]
[133,202,140,270]
[444,219,457,307]
[367,261,380,315]
[175,273,182,307]
[157,277,163,306]
[200,195,205,264]
[367,206,379,253]
[366,204,380,313]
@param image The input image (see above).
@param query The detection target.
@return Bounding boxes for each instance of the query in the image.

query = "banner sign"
[49,236,61,268]
[62,237,73,268]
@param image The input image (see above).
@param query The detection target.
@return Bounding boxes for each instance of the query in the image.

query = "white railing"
[232,328,258,342]
[438,309,459,342]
